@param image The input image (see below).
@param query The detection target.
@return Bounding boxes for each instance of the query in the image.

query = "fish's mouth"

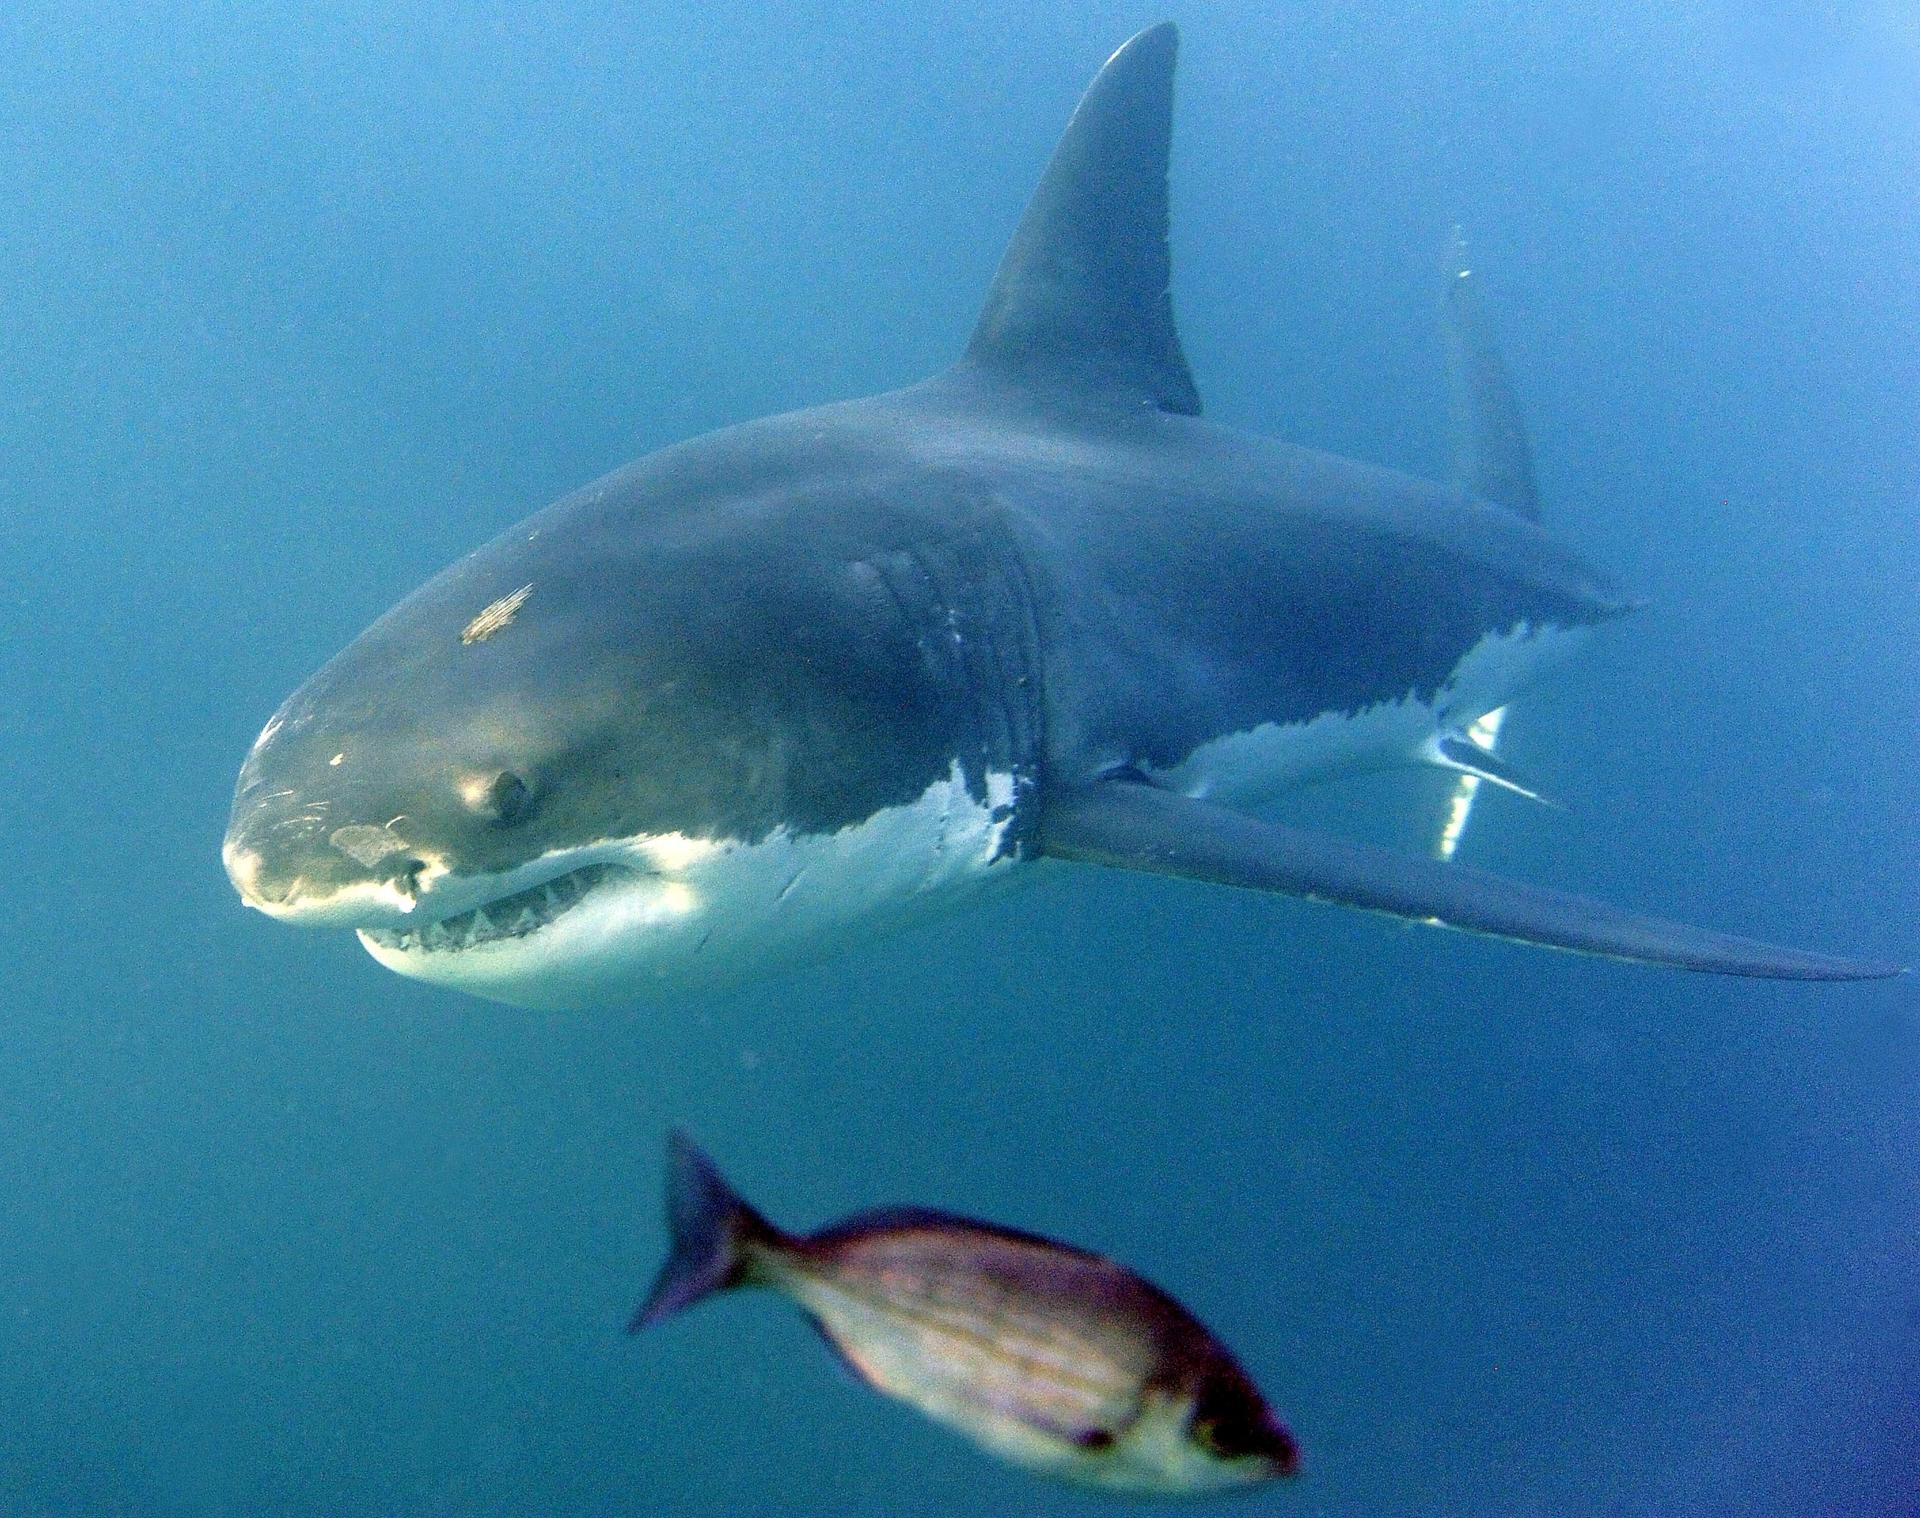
[360,862,633,954]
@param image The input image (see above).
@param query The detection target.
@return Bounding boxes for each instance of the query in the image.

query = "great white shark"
[222,25,1898,1009]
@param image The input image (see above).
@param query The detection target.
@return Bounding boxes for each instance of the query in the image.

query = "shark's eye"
[463,770,532,826]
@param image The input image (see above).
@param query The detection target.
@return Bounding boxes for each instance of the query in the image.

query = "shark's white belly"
[354,623,1583,1008]
[359,761,1023,1009]
[1148,620,1588,805]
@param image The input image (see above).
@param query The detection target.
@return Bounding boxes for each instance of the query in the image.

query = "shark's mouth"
[360,862,632,955]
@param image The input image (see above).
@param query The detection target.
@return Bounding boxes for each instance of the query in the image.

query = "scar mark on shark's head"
[330,823,410,868]
[461,584,533,645]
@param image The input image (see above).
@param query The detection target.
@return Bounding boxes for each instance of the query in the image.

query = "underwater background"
[1,1,1915,1512]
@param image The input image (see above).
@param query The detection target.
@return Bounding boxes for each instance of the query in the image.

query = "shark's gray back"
[773,376,1628,791]
[892,22,1621,788]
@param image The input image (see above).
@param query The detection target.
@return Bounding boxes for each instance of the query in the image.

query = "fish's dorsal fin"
[961,23,1201,416]
[1444,227,1539,520]
[808,1204,1104,1260]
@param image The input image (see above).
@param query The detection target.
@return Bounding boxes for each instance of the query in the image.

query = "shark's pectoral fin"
[1036,780,1901,981]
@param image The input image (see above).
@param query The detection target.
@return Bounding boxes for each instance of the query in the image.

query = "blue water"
[2,3,1915,1513]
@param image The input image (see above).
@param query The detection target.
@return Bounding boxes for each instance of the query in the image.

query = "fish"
[630,1132,1302,1497]
[221,24,1900,1006]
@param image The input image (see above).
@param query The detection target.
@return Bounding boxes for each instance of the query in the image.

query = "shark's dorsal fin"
[962,23,1201,416]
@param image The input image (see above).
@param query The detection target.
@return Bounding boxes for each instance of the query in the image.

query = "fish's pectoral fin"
[1425,730,1557,808]
[977,1387,1120,1454]
[1035,779,1903,981]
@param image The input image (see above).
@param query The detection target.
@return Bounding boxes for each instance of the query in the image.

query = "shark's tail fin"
[628,1132,781,1332]
[1434,228,1539,859]
[961,24,1201,417]
[1433,706,1513,861]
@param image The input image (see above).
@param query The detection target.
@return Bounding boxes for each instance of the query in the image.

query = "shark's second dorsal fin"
[962,24,1200,416]
[1444,227,1539,520]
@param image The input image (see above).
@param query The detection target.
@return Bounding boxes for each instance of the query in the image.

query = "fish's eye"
[462,769,533,826]
[1188,1377,1272,1461]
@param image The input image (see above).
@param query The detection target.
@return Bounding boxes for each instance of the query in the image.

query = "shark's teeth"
[364,863,628,954]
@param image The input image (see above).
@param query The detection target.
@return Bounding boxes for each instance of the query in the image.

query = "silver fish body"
[630,1134,1298,1497]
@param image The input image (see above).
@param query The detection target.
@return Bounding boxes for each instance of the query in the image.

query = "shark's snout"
[222,797,432,927]
[221,836,275,907]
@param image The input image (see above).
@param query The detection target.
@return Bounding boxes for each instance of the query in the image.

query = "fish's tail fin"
[628,1131,780,1333]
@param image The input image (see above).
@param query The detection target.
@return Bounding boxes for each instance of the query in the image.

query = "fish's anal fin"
[1036,779,1903,981]
[804,1314,880,1391]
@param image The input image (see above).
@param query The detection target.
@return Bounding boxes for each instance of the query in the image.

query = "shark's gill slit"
[363,862,633,953]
